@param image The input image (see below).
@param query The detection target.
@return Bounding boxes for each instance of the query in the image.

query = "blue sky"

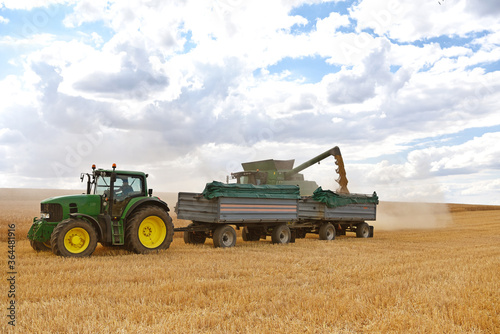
[0,0,499,204]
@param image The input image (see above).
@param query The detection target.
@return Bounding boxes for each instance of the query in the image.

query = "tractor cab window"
[94,174,144,200]
[114,176,144,200]
[95,176,111,196]
[94,174,145,217]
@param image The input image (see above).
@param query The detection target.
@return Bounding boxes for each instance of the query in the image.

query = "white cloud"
[0,75,39,109]
[460,177,500,196]
[0,33,56,47]
[350,0,500,42]
[427,132,500,173]
[62,0,109,28]
[346,132,500,203]
[0,0,74,10]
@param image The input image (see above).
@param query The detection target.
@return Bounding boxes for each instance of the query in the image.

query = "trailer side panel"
[219,197,298,222]
[177,192,299,224]
[176,192,218,223]
[297,198,324,220]
[298,198,376,221]
[324,203,376,221]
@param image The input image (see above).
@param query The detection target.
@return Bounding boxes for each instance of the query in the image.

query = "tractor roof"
[95,168,147,177]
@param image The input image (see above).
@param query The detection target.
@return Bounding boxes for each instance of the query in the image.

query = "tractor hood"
[41,194,102,222]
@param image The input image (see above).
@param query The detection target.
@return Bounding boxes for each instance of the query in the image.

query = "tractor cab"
[82,165,149,217]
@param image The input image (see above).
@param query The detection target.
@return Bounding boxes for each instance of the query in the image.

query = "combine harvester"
[27,147,378,257]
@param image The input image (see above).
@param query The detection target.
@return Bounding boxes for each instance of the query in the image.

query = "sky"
[0,0,499,205]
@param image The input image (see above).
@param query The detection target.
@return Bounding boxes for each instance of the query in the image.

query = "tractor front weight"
[27,218,57,243]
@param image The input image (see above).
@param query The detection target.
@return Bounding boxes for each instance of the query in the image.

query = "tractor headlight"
[40,213,50,219]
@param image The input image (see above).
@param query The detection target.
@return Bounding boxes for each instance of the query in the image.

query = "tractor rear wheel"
[319,223,336,241]
[213,225,236,248]
[30,240,51,252]
[51,218,98,257]
[125,206,174,254]
[271,224,291,244]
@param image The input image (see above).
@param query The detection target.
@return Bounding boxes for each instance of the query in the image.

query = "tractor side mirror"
[148,189,153,197]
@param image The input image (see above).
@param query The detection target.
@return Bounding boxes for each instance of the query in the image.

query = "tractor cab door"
[95,174,145,217]
[110,175,145,217]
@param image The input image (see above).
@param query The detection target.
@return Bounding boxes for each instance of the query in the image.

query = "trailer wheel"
[295,229,307,239]
[184,223,207,245]
[319,223,336,241]
[272,224,291,244]
[30,240,51,252]
[242,227,249,241]
[51,218,98,257]
[213,225,236,248]
[356,222,370,238]
[125,206,174,254]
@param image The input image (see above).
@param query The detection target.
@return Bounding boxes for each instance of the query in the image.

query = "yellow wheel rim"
[64,227,90,254]
[138,216,166,249]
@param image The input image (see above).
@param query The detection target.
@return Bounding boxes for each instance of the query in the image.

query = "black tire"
[50,219,98,257]
[30,240,51,252]
[213,225,236,248]
[295,229,307,239]
[242,227,260,241]
[319,223,336,241]
[125,206,174,254]
[356,222,370,238]
[241,226,249,241]
[184,223,207,245]
[271,224,291,244]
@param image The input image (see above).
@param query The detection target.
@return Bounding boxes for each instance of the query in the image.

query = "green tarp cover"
[202,181,301,199]
[312,187,379,208]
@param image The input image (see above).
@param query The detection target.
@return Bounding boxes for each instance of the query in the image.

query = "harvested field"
[1,189,499,333]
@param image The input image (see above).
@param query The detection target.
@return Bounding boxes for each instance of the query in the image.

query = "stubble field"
[1,189,499,333]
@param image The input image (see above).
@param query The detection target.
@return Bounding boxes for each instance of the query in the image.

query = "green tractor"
[27,164,174,257]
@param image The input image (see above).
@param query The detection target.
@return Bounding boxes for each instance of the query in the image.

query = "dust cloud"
[376,201,453,230]
[154,192,179,207]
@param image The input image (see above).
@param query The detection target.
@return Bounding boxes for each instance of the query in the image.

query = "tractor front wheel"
[125,206,174,254]
[51,219,98,257]
[30,240,51,252]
